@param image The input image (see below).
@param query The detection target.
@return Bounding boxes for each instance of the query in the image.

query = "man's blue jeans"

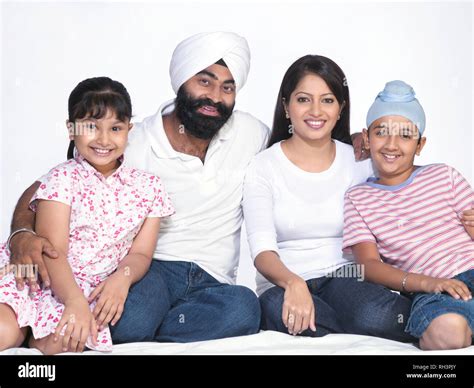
[259,265,415,342]
[110,260,261,343]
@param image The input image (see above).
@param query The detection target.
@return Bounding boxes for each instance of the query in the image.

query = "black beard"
[175,87,234,140]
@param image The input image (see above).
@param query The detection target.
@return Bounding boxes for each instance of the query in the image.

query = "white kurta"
[125,100,270,285]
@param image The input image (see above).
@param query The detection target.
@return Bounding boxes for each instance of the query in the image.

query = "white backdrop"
[1,0,473,290]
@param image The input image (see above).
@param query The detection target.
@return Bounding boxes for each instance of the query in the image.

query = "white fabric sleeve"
[242,158,279,260]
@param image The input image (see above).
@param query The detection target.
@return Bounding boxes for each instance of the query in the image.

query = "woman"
[243,55,413,341]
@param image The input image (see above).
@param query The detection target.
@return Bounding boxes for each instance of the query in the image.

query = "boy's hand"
[89,268,132,330]
[54,295,98,353]
[421,277,472,301]
[9,232,58,292]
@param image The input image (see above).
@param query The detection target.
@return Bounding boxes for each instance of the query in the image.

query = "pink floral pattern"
[0,155,174,352]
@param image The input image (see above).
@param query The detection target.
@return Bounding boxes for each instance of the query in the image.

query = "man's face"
[175,63,236,139]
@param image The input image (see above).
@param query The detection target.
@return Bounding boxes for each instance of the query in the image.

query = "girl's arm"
[114,217,161,285]
[35,200,83,303]
[352,242,471,300]
[90,217,161,328]
[36,199,97,352]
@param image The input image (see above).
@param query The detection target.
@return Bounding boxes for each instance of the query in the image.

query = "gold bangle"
[401,272,410,292]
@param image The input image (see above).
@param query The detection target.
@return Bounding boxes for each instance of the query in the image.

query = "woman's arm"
[243,160,315,334]
[255,250,303,289]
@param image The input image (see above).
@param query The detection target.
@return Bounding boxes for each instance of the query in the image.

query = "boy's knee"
[420,313,471,350]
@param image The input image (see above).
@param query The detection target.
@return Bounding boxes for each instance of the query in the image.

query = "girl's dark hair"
[67,77,132,159]
[268,55,352,148]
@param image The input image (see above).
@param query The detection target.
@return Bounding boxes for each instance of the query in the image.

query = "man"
[8,32,269,343]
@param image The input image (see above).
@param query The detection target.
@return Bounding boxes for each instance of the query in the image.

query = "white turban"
[169,31,251,94]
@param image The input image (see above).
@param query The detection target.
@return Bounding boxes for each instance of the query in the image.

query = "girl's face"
[363,115,426,185]
[285,73,342,143]
[68,109,132,176]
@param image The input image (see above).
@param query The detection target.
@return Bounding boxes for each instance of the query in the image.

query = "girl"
[243,55,413,341]
[0,77,174,354]
[343,80,473,350]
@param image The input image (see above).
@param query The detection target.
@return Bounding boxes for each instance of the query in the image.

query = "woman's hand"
[351,132,370,161]
[282,277,317,335]
[421,277,472,301]
[54,295,98,353]
[89,267,132,331]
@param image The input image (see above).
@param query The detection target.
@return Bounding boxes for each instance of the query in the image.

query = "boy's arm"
[353,242,451,294]
[8,181,58,290]
[35,200,83,303]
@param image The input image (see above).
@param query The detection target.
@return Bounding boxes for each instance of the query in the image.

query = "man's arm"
[10,181,40,232]
[8,181,58,291]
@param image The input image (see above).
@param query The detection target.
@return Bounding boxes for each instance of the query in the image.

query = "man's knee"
[110,264,171,343]
[259,287,285,331]
[226,286,261,335]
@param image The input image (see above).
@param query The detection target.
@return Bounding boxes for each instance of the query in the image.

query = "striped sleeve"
[342,190,376,253]
[449,166,474,217]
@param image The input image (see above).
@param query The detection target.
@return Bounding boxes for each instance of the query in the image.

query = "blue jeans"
[260,265,415,342]
[110,260,261,343]
[406,269,474,338]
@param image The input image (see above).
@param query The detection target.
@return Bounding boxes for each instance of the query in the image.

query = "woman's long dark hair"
[67,77,132,159]
[268,55,352,148]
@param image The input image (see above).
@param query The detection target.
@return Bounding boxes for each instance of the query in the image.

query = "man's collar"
[148,99,235,160]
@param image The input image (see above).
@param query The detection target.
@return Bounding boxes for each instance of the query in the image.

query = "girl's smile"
[68,110,132,177]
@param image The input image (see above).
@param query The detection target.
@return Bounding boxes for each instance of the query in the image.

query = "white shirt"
[242,140,373,295]
[125,100,270,285]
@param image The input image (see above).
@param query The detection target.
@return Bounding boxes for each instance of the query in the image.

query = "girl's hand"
[282,277,317,335]
[89,268,132,330]
[421,277,472,301]
[54,295,98,353]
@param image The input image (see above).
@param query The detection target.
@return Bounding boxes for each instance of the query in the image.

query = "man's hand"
[351,132,370,161]
[8,231,58,291]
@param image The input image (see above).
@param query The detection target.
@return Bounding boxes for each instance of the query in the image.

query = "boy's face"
[67,109,132,176]
[363,115,426,183]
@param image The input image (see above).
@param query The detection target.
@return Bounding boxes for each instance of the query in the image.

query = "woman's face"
[285,73,341,143]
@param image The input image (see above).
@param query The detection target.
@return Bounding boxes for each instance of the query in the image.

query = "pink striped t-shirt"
[342,164,474,279]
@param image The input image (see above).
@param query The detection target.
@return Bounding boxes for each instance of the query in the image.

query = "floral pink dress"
[0,155,174,351]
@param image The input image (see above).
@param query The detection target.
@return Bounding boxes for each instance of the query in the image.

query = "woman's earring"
[337,115,341,120]
[288,123,294,134]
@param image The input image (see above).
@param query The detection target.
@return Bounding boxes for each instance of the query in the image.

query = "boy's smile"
[363,115,426,186]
